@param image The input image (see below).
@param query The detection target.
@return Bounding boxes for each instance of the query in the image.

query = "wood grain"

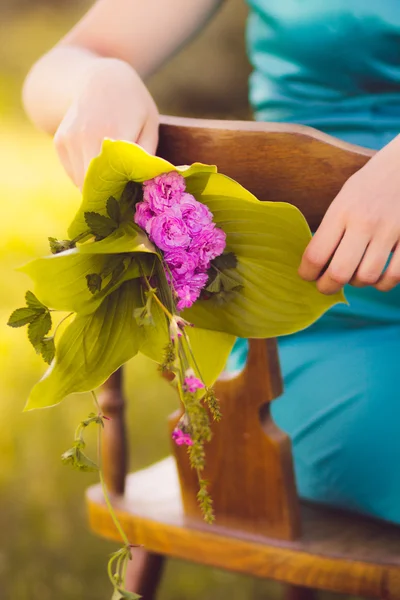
[86,456,400,599]
[169,339,301,541]
[98,368,127,496]
[158,116,374,231]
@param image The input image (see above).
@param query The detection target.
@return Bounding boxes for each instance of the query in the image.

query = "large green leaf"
[25,281,142,410]
[186,327,236,387]
[69,140,217,238]
[184,172,345,338]
[20,223,155,314]
[77,222,154,254]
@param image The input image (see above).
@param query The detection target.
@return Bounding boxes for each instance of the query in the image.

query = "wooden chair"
[86,117,400,600]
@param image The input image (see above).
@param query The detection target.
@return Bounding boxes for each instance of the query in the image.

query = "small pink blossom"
[191,225,226,269]
[143,172,185,213]
[184,368,205,393]
[147,205,190,251]
[172,429,193,446]
[164,248,199,278]
[169,315,192,340]
[176,285,199,311]
[178,193,213,235]
[134,201,154,230]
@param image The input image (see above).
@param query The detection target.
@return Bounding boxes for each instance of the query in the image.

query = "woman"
[23,0,400,524]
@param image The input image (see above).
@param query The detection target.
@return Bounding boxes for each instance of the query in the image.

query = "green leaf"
[185,327,236,387]
[119,180,143,220]
[39,337,55,365]
[184,172,345,338]
[68,140,217,239]
[86,273,102,294]
[106,196,121,223]
[77,222,154,255]
[25,281,142,410]
[28,311,52,347]
[205,274,222,294]
[25,291,47,311]
[212,252,238,271]
[61,444,99,472]
[112,588,141,600]
[84,211,118,239]
[48,237,75,254]
[219,271,243,292]
[20,224,154,315]
[7,307,40,328]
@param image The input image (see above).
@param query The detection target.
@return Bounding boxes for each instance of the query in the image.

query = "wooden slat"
[86,457,400,599]
[158,116,374,231]
[169,339,301,541]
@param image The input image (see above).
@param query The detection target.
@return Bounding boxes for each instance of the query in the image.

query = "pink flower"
[164,248,199,278]
[183,368,205,393]
[143,172,186,213]
[147,205,190,251]
[175,272,209,311]
[178,193,213,235]
[176,285,200,311]
[169,315,192,340]
[134,201,154,230]
[191,225,226,269]
[172,429,193,446]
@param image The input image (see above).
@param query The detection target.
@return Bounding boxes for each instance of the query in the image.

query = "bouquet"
[8,140,344,599]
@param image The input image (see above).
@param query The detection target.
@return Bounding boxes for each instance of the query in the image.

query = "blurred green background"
[0,2,357,599]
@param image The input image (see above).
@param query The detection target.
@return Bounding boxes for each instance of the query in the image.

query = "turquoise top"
[227,1,400,525]
[247,0,400,149]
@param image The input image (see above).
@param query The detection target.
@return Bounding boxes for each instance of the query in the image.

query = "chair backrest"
[99,116,373,541]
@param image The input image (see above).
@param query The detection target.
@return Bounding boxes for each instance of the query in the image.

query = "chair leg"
[284,584,317,600]
[125,549,165,600]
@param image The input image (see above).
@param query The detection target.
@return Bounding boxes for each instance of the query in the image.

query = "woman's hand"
[53,58,159,188]
[299,135,400,294]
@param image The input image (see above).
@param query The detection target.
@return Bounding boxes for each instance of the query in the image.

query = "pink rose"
[178,193,213,235]
[164,248,199,279]
[134,201,154,230]
[190,225,226,269]
[147,205,190,251]
[143,172,186,213]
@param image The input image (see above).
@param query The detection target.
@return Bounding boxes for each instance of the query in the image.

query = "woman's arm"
[23,0,224,185]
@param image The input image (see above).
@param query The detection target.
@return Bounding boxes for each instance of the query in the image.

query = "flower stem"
[53,311,74,340]
[92,391,130,547]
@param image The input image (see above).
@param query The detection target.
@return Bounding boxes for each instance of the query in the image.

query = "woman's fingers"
[137,116,159,155]
[316,228,370,294]
[375,245,400,291]
[54,130,80,186]
[351,234,396,287]
[298,208,345,282]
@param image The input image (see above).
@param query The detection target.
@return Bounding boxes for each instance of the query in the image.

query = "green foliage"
[7,291,53,363]
[20,224,154,315]
[61,440,99,472]
[111,588,141,600]
[27,311,51,346]
[106,196,121,224]
[86,273,102,294]
[48,236,76,254]
[39,337,56,365]
[25,281,143,410]
[68,139,217,239]
[84,211,118,240]
[7,306,39,327]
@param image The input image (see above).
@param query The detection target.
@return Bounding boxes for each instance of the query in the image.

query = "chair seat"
[86,456,400,599]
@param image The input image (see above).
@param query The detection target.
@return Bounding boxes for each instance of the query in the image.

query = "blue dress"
[228,0,400,524]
